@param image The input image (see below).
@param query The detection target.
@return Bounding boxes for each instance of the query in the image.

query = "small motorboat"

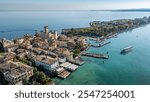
[120,46,133,54]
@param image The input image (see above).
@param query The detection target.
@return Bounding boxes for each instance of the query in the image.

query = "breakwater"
[82,53,109,59]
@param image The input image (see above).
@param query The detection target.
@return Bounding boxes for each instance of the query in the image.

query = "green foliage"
[63,18,149,37]
[19,58,32,66]
[75,42,85,51]
[34,71,46,84]
[21,58,28,64]
[22,78,29,85]
[0,52,5,56]
[74,49,81,55]
[33,67,37,73]
[0,72,9,85]
[28,66,52,85]
[73,49,81,58]
[34,71,51,84]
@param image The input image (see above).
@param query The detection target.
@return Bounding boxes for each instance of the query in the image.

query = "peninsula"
[62,16,150,38]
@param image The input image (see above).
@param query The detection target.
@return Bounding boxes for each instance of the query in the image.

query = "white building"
[34,55,59,72]
[58,56,66,63]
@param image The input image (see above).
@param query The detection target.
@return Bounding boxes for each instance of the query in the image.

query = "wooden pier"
[82,53,109,59]
[69,60,84,66]
[57,70,71,79]
[106,34,118,39]
[90,44,101,48]
[99,41,111,47]
[90,41,111,48]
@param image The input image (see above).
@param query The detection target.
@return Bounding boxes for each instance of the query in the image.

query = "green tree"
[34,71,51,84]
[34,71,47,84]
[73,49,81,58]
[22,78,29,85]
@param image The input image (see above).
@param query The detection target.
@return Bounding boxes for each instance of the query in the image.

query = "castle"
[36,26,58,41]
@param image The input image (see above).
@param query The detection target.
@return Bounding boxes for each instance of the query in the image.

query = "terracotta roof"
[34,55,57,65]
[5,44,18,48]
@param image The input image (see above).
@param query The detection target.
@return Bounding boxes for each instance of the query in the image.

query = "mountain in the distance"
[91,8,150,12]
[114,8,150,12]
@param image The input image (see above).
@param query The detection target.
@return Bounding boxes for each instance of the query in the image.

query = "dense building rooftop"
[0,61,33,78]
[34,55,58,65]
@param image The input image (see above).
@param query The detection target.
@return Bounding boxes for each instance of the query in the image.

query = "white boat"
[120,46,133,54]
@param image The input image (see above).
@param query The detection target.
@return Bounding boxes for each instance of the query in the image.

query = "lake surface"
[0,11,150,85]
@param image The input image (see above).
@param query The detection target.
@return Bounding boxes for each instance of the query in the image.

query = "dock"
[69,59,84,65]
[106,34,118,39]
[90,44,101,48]
[82,53,109,59]
[96,36,106,43]
[99,41,111,47]
[96,40,104,43]
[60,62,79,72]
[88,37,97,41]
[56,62,80,79]
[90,41,111,48]
[56,67,66,75]
[57,70,71,79]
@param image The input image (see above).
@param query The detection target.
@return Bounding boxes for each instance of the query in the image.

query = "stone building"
[0,38,18,52]
[0,61,33,85]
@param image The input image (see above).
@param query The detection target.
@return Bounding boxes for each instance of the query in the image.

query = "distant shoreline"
[0,9,150,12]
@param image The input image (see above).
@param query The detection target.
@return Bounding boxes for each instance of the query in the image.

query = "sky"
[0,0,150,10]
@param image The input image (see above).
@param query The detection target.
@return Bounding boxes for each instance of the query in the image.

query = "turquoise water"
[55,25,150,85]
[0,11,150,84]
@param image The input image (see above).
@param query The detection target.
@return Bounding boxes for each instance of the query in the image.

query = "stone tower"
[54,31,58,40]
[44,26,49,34]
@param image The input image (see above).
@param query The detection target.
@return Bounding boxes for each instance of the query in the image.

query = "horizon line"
[0,8,150,12]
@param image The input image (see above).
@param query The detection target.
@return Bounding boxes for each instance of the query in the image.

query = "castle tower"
[44,26,49,34]
[48,32,52,38]
[54,31,58,40]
